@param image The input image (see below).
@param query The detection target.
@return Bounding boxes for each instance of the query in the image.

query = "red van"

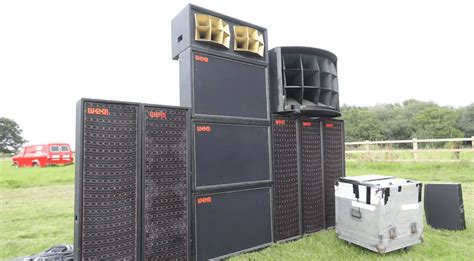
[12,143,74,167]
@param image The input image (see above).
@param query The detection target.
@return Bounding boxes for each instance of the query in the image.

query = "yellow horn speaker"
[194,13,230,48]
[233,25,264,57]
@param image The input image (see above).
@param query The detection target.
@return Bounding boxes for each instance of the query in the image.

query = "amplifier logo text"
[302,122,312,127]
[325,123,334,128]
[196,125,211,132]
[86,107,110,116]
[194,55,209,63]
[275,119,286,125]
[149,111,167,119]
[197,197,212,204]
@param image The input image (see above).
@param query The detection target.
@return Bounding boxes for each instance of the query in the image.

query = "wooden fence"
[346,137,474,162]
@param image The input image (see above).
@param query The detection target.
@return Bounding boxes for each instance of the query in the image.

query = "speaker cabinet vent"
[300,119,324,234]
[143,106,189,260]
[76,100,139,260]
[194,13,230,48]
[272,116,301,242]
[322,120,345,228]
[233,25,264,57]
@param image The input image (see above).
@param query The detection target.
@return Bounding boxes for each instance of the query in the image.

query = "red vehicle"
[12,143,74,167]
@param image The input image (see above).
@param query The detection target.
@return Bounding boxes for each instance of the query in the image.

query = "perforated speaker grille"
[300,119,324,234]
[272,116,300,241]
[143,106,189,260]
[322,120,344,228]
[81,101,138,260]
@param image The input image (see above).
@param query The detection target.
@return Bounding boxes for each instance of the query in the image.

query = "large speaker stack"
[269,46,346,240]
[75,4,346,260]
[172,5,272,260]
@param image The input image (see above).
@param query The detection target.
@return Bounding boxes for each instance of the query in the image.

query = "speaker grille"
[81,101,138,260]
[272,116,300,241]
[143,106,188,260]
[322,120,344,228]
[300,119,324,234]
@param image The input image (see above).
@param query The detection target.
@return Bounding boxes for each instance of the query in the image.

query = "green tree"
[457,104,474,137]
[412,107,463,139]
[341,106,385,142]
[372,103,413,141]
[0,117,27,154]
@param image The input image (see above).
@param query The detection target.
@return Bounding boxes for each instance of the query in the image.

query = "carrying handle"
[351,207,362,219]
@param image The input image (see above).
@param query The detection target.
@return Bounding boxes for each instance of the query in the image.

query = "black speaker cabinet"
[172,4,268,62]
[193,187,273,261]
[178,49,269,122]
[75,99,140,260]
[141,104,190,260]
[322,119,345,228]
[192,121,271,190]
[271,115,301,242]
[424,183,466,230]
[75,99,191,260]
[269,47,340,117]
[299,118,325,234]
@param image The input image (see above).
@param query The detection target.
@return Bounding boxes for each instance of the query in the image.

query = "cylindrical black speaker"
[269,46,340,117]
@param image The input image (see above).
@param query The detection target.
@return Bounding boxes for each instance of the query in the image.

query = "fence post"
[472,136,474,149]
[412,138,418,161]
[364,140,370,151]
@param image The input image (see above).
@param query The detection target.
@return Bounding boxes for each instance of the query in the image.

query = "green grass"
[0,160,74,189]
[0,160,74,260]
[0,185,74,259]
[1,160,473,260]
[232,161,474,260]
[346,150,474,162]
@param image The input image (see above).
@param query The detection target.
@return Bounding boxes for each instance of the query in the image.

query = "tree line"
[1,99,473,154]
[341,100,474,142]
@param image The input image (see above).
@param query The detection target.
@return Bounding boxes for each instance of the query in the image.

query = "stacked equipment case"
[172,5,273,260]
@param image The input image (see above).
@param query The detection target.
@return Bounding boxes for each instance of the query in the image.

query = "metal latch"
[411,222,417,234]
[389,226,397,239]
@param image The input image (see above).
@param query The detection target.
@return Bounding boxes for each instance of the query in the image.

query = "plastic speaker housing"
[269,46,340,117]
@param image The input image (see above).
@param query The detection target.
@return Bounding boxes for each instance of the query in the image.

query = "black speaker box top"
[179,49,270,122]
[269,46,340,117]
[172,4,268,64]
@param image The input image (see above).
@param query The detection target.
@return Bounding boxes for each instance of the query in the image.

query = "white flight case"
[335,175,423,254]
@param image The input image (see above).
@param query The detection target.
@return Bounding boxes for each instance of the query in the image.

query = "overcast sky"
[1,0,473,147]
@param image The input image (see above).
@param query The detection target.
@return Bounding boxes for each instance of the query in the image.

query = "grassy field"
[0,160,74,260]
[0,160,473,260]
[346,150,474,162]
[232,161,474,261]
